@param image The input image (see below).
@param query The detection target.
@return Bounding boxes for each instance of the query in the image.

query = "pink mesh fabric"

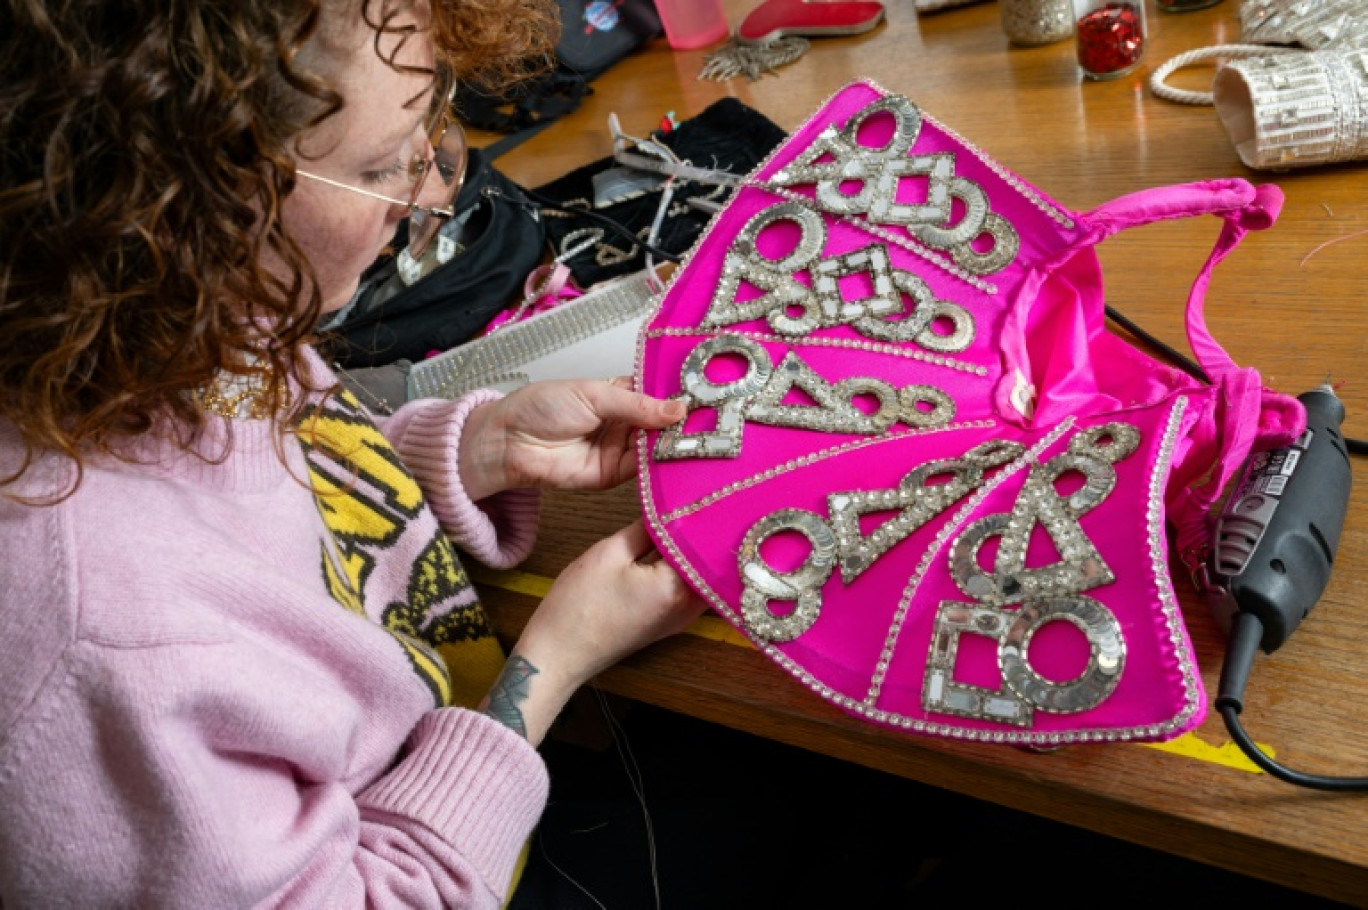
[635,80,1302,745]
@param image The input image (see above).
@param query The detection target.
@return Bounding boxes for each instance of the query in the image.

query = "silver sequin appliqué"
[923,422,1140,725]
[654,333,957,460]
[765,95,1020,276]
[703,202,976,351]
[736,439,1024,643]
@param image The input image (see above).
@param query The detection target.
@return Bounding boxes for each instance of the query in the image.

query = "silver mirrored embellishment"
[734,438,1026,644]
[828,440,1024,583]
[948,213,1020,276]
[654,334,773,461]
[1070,422,1141,463]
[739,509,837,642]
[851,271,975,353]
[812,244,901,325]
[704,202,978,351]
[747,353,901,434]
[923,421,1140,725]
[705,203,827,334]
[680,334,773,405]
[897,384,956,428]
[654,333,960,460]
[911,298,975,353]
[924,601,1031,726]
[949,422,1141,606]
[906,176,989,248]
[771,96,926,209]
[923,594,1125,724]
[999,596,1125,713]
[765,95,1021,276]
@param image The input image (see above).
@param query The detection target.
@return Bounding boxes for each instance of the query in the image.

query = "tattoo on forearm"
[482,654,539,738]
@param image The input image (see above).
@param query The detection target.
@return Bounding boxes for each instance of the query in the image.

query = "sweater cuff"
[384,392,541,568]
[359,709,549,898]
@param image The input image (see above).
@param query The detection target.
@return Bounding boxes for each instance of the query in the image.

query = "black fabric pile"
[532,97,788,288]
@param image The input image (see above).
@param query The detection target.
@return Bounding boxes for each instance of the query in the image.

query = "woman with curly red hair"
[0,1,703,905]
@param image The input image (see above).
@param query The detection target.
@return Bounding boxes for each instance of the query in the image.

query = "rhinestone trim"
[703,201,980,346]
[654,334,959,461]
[646,328,988,376]
[657,419,999,523]
[866,421,1073,702]
[921,108,1075,230]
[1147,396,1203,734]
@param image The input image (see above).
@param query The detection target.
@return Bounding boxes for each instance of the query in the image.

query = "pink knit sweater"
[0,348,547,908]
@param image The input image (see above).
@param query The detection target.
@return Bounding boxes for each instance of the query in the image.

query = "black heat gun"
[1204,384,1365,790]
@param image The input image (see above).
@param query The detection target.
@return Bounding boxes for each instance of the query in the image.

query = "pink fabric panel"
[637,79,1293,746]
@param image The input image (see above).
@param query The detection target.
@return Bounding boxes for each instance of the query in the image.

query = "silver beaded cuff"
[1213,48,1368,170]
[1240,0,1368,49]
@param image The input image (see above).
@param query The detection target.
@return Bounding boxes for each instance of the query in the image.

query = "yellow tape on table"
[470,566,1272,774]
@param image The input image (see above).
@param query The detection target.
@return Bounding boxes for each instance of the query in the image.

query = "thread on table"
[536,833,608,910]
[595,687,662,910]
[1300,226,1368,267]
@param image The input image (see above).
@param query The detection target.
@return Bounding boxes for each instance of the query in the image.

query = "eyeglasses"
[296,114,468,259]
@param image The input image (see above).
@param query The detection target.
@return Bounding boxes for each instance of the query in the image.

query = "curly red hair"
[0,0,558,494]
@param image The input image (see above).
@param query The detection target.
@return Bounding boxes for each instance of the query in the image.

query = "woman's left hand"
[458,378,685,500]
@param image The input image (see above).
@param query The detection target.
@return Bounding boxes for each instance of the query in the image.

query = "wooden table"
[470,1,1368,904]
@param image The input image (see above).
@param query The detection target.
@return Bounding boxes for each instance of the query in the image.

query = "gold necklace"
[195,367,280,420]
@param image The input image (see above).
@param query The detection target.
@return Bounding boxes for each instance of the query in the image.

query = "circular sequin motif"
[1000,595,1125,713]
[739,509,838,642]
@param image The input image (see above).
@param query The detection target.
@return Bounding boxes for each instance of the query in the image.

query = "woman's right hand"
[478,521,705,746]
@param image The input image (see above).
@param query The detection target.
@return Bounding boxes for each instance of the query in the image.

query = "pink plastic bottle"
[654,0,729,49]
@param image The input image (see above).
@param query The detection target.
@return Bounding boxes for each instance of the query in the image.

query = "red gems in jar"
[1075,2,1145,78]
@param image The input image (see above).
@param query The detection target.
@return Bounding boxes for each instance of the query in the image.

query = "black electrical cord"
[1104,306,1211,384]
[1217,613,1368,791]
[1109,306,1368,789]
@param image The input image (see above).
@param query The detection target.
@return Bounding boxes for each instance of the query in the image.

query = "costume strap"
[1083,179,1305,557]
[1083,178,1278,377]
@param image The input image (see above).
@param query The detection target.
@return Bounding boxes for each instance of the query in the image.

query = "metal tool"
[1208,384,1352,653]
[1205,384,1366,790]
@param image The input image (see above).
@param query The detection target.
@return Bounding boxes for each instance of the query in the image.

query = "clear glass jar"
[1001,0,1075,46]
[1073,0,1147,79]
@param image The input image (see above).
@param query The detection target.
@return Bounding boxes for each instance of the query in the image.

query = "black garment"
[454,0,661,141]
[531,97,788,289]
[319,149,545,369]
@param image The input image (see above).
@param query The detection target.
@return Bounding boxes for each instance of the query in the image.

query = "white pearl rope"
[1149,43,1302,105]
